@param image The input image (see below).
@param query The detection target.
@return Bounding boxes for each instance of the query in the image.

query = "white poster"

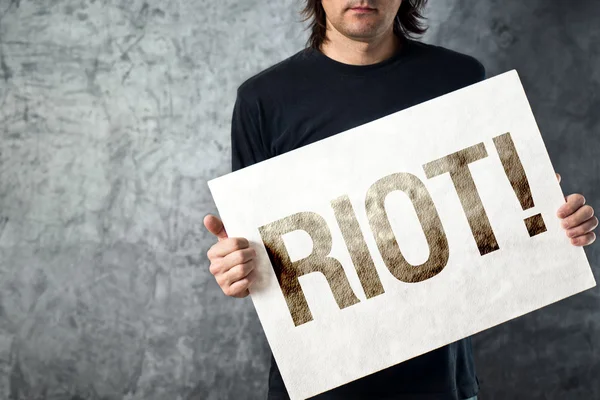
[208,70,596,400]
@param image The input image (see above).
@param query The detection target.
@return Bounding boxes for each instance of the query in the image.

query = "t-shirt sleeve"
[462,56,486,85]
[475,59,487,81]
[230,91,269,172]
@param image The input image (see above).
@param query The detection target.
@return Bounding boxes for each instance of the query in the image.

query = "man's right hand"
[204,214,257,298]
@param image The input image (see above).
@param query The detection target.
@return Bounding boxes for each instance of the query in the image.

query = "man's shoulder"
[411,40,486,80]
[236,48,311,100]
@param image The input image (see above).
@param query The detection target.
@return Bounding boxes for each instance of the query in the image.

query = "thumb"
[204,214,228,240]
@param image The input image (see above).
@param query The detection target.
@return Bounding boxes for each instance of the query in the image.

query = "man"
[204,0,598,399]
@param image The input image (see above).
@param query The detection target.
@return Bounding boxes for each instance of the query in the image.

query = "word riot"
[258,132,547,326]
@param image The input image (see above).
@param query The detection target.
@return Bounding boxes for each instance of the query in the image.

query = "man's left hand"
[555,173,598,246]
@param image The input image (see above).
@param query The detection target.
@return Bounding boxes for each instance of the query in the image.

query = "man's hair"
[301,0,429,50]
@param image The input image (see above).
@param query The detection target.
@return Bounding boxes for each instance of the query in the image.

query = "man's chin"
[342,30,381,41]
[341,22,383,37]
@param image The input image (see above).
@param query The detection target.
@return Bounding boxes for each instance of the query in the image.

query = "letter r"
[259,212,360,326]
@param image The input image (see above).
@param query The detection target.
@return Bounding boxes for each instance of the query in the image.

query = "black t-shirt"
[230,38,485,400]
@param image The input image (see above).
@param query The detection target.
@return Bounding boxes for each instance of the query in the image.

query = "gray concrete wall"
[0,1,597,399]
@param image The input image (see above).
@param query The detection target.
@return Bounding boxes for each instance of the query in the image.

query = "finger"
[230,288,250,298]
[227,270,257,298]
[222,247,255,268]
[209,248,252,275]
[570,232,596,247]
[561,204,594,229]
[566,216,599,238]
[207,237,250,259]
[556,173,561,184]
[204,214,228,240]
[224,260,255,285]
[214,248,255,274]
[557,194,586,218]
[209,258,223,276]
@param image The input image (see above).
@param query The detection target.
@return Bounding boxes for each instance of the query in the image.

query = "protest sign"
[208,70,596,400]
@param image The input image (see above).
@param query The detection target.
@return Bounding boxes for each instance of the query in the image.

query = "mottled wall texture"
[0,0,597,399]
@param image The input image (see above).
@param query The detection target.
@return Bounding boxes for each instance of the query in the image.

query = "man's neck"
[319,27,401,66]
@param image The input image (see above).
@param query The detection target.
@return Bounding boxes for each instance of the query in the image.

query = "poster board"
[208,70,596,400]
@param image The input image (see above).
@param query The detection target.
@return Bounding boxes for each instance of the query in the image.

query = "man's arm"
[231,90,269,172]
[205,89,269,298]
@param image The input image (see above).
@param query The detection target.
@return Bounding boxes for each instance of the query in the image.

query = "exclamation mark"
[492,132,547,237]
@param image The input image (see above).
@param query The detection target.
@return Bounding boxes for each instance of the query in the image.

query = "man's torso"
[232,38,485,400]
